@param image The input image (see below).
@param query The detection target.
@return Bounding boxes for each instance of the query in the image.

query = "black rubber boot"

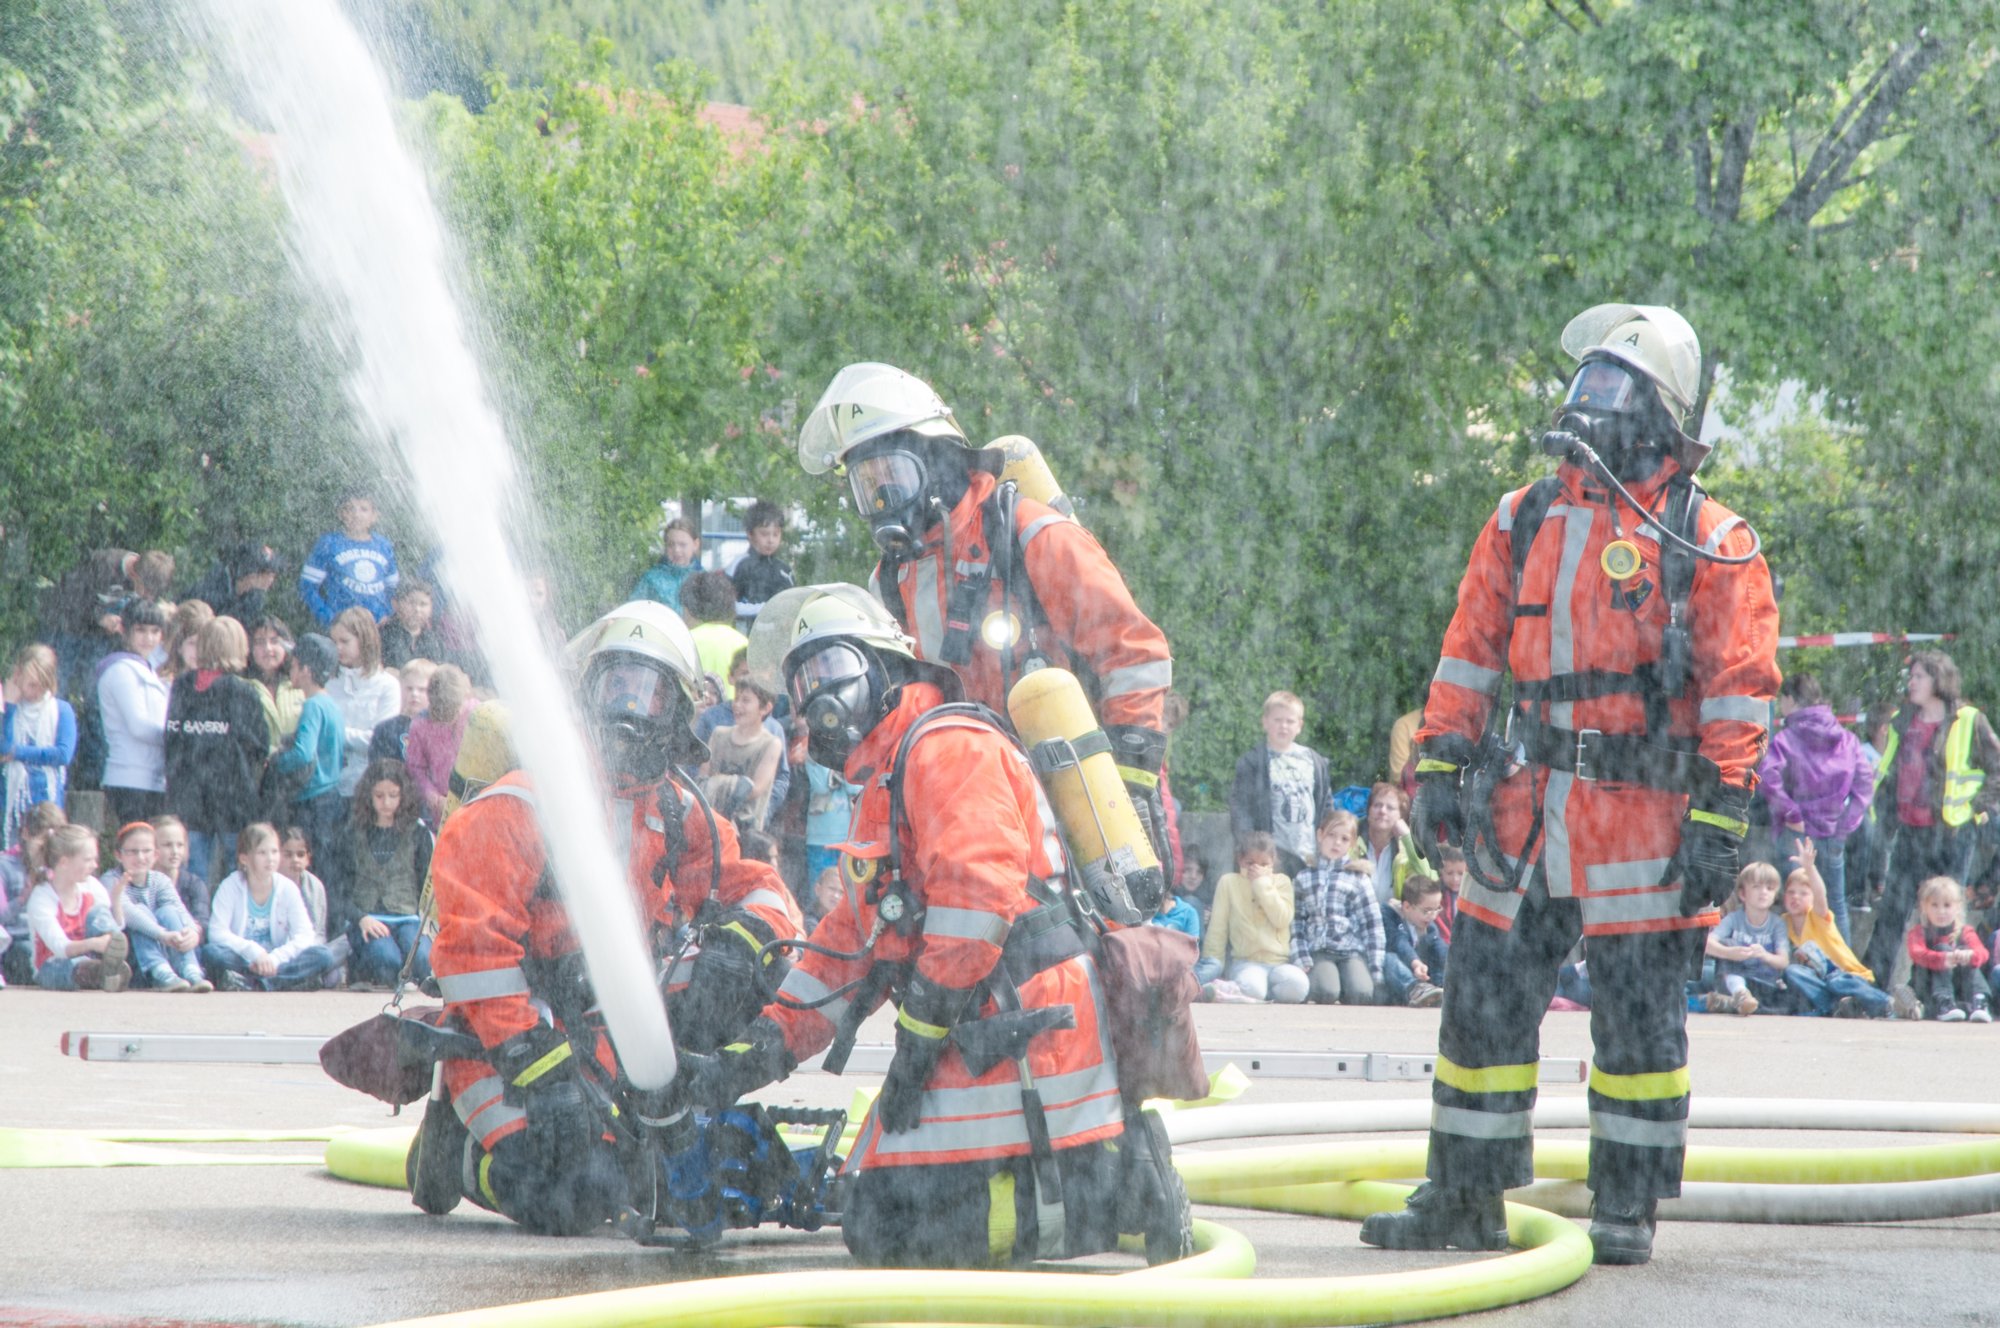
[1587,1197,1658,1265]
[1359,1183,1509,1251]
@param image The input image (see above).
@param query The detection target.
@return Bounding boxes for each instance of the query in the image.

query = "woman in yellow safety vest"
[1861,651,2000,991]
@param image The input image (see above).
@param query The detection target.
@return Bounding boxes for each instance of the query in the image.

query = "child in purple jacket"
[1756,673,1875,944]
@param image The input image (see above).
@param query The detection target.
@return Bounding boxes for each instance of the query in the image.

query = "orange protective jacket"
[764,683,1124,1168]
[1417,461,1780,937]
[613,776,802,944]
[872,471,1171,732]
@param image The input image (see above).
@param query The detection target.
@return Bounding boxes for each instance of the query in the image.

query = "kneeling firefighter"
[1359,304,1779,1266]
[680,590,1192,1268]
[569,601,803,1053]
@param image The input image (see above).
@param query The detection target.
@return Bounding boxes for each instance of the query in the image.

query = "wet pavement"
[4,989,1996,1326]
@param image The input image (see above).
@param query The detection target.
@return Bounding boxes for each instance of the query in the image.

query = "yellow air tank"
[1007,668,1165,926]
[986,435,1073,516]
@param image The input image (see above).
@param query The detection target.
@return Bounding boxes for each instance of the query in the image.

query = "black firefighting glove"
[671,910,782,1053]
[1670,785,1753,917]
[1410,737,1474,871]
[677,1015,796,1112]
[492,1026,596,1159]
[1108,724,1173,867]
[878,974,975,1134]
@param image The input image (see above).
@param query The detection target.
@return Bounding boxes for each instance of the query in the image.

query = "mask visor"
[1564,358,1647,413]
[847,451,927,520]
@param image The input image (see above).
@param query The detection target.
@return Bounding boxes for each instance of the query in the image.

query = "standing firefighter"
[1360,305,1779,1265]
[680,590,1189,1268]
[796,363,1176,861]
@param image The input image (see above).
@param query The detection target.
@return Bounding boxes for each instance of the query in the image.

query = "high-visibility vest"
[1876,705,1986,828]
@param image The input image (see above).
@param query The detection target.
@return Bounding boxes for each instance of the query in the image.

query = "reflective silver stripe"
[1099,659,1172,697]
[452,1074,527,1139]
[1702,515,1744,555]
[1583,857,1673,892]
[1544,769,1576,897]
[1431,1103,1535,1140]
[911,558,945,660]
[923,906,1011,947]
[1434,656,1503,695]
[914,1055,1120,1121]
[1548,505,1592,723]
[1496,487,1527,533]
[1700,695,1770,726]
[1590,1112,1688,1150]
[1579,887,1684,928]
[870,1082,1123,1160]
[738,887,788,916]
[471,783,534,807]
[777,966,851,1026]
[436,966,532,1003]
[1018,513,1067,550]
[1457,877,1523,922]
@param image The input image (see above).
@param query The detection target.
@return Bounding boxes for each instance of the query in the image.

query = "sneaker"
[189,978,215,994]
[1890,985,1921,1021]
[1359,1182,1508,1252]
[1732,990,1759,1017]
[216,970,251,993]
[1406,982,1445,1008]
[1938,1001,1967,1023]
[100,957,132,993]
[1702,991,1732,1013]
[1830,996,1866,1019]
[157,975,193,993]
[1970,998,1993,1025]
[1588,1197,1658,1266]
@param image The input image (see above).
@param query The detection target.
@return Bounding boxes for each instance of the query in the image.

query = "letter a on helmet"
[1560,303,1708,471]
[797,363,966,474]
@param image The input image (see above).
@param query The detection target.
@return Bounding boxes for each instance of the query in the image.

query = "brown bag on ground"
[1093,925,1206,1102]
[319,1005,479,1106]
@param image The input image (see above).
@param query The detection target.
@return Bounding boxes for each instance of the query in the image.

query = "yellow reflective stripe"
[511,1041,573,1087]
[1434,1054,1537,1095]
[1589,1065,1691,1102]
[1686,808,1748,837]
[1116,764,1160,789]
[478,1152,498,1207]
[897,1006,951,1040]
[988,1171,1016,1263]
[721,921,772,966]
[1415,759,1460,774]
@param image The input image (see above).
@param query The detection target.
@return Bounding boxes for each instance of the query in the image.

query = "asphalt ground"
[4,990,1998,1328]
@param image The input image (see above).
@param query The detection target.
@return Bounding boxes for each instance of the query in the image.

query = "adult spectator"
[683,570,749,694]
[1861,649,2000,993]
[185,542,280,627]
[163,616,270,888]
[1229,690,1332,877]
[97,599,172,826]
[1756,671,1875,945]
[1358,781,1427,906]
[3,645,78,849]
[1388,683,1429,795]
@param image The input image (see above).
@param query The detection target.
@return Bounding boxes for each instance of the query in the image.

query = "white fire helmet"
[569,600,706,775]
[1560,303,1707,470]
[796,362,968,475]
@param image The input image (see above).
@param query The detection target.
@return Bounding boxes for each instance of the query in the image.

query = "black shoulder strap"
[1658,476,1705,612]
[1507,477,1563,599]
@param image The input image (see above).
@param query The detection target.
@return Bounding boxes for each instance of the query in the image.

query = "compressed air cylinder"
[985,435,1074,515]
[1007,667,1163,925]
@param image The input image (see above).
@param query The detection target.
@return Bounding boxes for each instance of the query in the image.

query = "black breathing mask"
[1542,357,1672,482]
[790,641,882,769]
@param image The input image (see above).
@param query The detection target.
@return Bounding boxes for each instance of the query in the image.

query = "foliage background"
[2,0,1994,804]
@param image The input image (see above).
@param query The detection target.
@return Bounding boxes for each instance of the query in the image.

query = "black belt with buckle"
[1514,713,1717,791]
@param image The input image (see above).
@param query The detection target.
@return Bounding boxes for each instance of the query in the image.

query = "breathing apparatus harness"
[1441,425,1762,896]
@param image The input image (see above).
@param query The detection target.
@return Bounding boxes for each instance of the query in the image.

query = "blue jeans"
[198,940,339,991]
[348,915,431,987]
[1784,962,1891,1017]
[35,907,121,989]
[186,831,239,900]
[1775,828,1851,944]
[131,903,205,985]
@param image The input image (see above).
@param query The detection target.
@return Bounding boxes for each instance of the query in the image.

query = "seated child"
[1,801,66,986]
[201,822,338,991]
[1198,832,1308,1003]
[343,759,434,988]
[1149,878,1202,944]
[1380,873,1449,1007]
[1778,838,1889,1018]
[1288,809,1382,1005]
[280,825,331,946]
[148,813,210,928]
[1906,875,1992,1022]
[101,821,210,991]
[25,825,131,990]
[1704,861,1791,1015]
[1433,844,1466,943]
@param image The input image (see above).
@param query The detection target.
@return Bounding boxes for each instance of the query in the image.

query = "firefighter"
[796,362,1176,861]
[678,589,1187,1268]
[569,601,803,1052]
[1358,305,1779,1266]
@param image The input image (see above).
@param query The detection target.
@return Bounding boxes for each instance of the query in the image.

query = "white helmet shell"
[796,362,967,474]
[1561,304,1702,422]
[568,600,702,700]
